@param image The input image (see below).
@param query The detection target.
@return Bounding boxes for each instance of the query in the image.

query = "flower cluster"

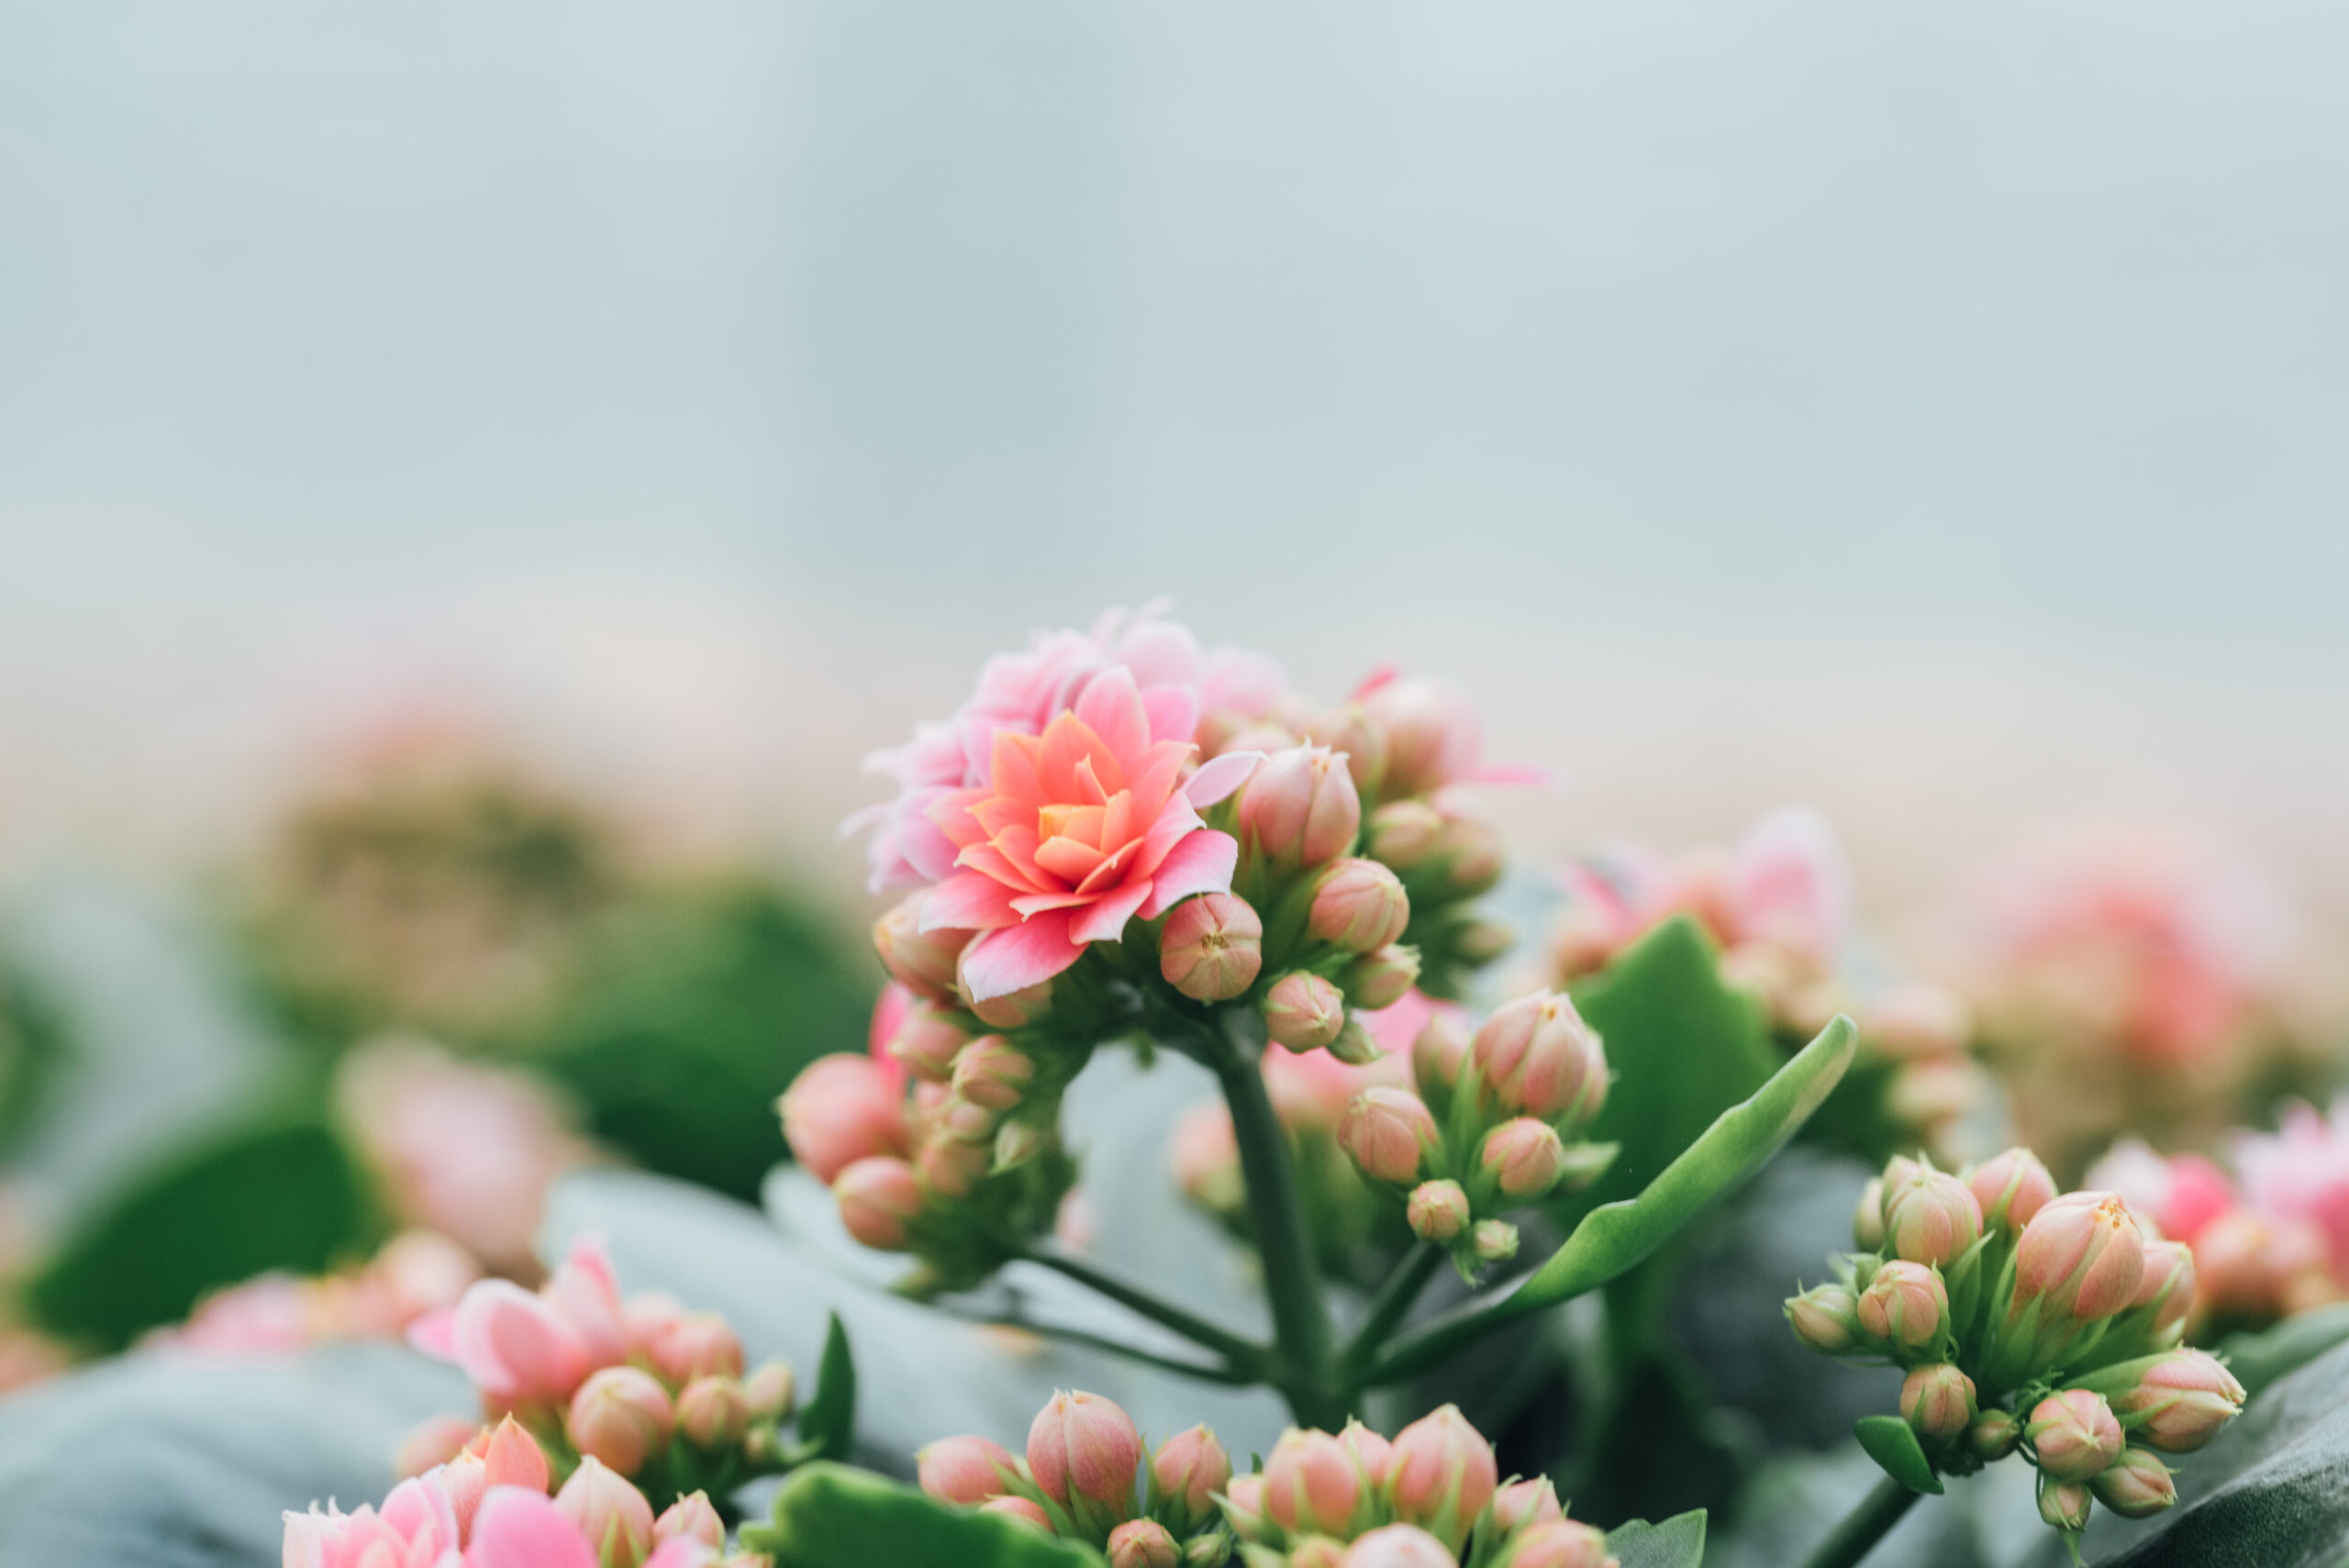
[1544,810,1980,1160]
[143,1229,478,1357]
[402,1237,798,1509]
[287,1413,752,1568]
[1787,1150,2246,1543]
[919,1390,1612,1568]
[2087,1104,2349,1330]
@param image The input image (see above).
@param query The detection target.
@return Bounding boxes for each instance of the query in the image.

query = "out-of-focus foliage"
[0,965,70,1163]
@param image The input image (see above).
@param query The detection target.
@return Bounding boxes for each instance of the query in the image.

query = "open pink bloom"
[1348,669,1549,795]
[463,1486,596,1568]
[285,1473,463,1568]
[919,668,1257,1000]
[420,1236,626,1405]
[2235,1099,2349,1287]
[2086,1140,2238,1248]
[1722,807,1853,967]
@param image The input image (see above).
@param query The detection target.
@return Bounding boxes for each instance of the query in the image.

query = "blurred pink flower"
[417,1235,624,1407]
[462,1485,596,1568]
[2235,1099,2349,1289]
[284,1472,463,1568]
[2085,1140,2237,1248]
[145,1230,480,1359]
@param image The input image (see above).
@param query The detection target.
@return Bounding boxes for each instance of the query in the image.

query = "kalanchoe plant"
[1787,1148,2247,1564]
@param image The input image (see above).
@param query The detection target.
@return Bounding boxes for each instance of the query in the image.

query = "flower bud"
[1347,945,1422,1011]
[1220,1474,1269,1541]
[568,1367,674,1475]
[1473,1219,1520,1262]
[2028,1390,2122,1482]
[395,1416,478,1478]
[1160,895,1265,1003]
[2090,1447,2177,1519]
[1899,1364,1976,1446]
[1383,1404,1498,1552]
[1479,1118,1569,1200]
[2132,1240,2197,1337]
[1968,1409,2022,1462]
[1490,1477,1564,1532]
[1339,1087,1442,1184]
[1028,1390,1141,1535]
[918,1132,990,1197]
[674,1376,751,1451]
[2036,1472,2093,1532]
[483,1414,551,1492]
[981,1496,1054,1535]
[950,1036,1034,1113]
[874,893,971,1001]
[1264,1428,1364,1537]
[1431,812,1504,896]
[1238,744,1363,867]
[1887,1060,1976,1131]
[1289,1540,1348,1568]
[654,1493,725,1551]
[1186,1534,1232,1567]
[1338,1419,1393,1481]
[1468,994,1608,1124]
[554,1456,655,1568]
[1883,1169,1984,1268]
[1965,1148,2058,1236]
[1453,918,1513,965]
[1366,800,1443,868]
[1412,1014,1469,1102]
[1149,1425,1230,1533]
[643,1312,744,1386]
[918,1435,1018,1505]
[743,1360,795,1421]
[1107,1518,1180,1568]
[1309,859,1412,953]
[1361,678,1480,799]
[1341,1524,1458,1568]
[1326,1018,1385,1067]
[1786,1284,1861,1354]
[886,1006,971,1084]
[1856,1260,1947,1351]
[2014,1193,2147,1324]
[2117,1350,2245,1452]
[1408,1180,1471,1244]
[833,1157,922,1251]
[780,1056,911,1184]
[964,973,1055,1030]
[1853,1177,1887,1251]
[1497,1519,1612,1568]
[1264,973,1347,1053]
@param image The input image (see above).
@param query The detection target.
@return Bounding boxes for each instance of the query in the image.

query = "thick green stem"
[1800,1475,1923,1568]
[1023,1247,1267,1370]
[1364,1277,1533,1385]
[1343,1242,1443,1373]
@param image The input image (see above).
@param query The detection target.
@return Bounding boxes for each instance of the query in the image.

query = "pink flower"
[285,1473,463,1568]
[463,1486,596,1568]
[780,1054,912,1184]
[1347,672,1545,797]
[919,668,1257,1000]
[2234,1098,2349,1287]
[2085,1140,2237,1248]
[1721,808,1853,967]
[864,984,914,1094]
[421,1236,628,1406]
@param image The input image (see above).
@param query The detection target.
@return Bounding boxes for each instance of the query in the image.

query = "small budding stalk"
[918,1394,1618,1568]
[1786,1147,2246,1556]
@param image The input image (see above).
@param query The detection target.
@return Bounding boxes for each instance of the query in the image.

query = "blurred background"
[1,0,2344,1391]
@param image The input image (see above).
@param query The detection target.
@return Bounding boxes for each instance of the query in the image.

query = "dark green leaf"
[2219,1303,2349,1400]
[796,1312,857,1462]
[1854,1415,1942,1496]
[28,1118,373,1349]
[741,1462,1105,1567]
[1606,1508,1709,1568]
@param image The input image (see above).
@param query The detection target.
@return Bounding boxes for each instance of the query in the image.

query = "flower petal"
[466,1487,597,1568]
[1141,684,1202,747]
[1138,830,1239,920]
[1184,751,1263,808]
[1070,879,1152,945]
[1129,795,1205,881]
[958,909,1085,1001]
[1074,665,1152,766]
[920,872,1022,932]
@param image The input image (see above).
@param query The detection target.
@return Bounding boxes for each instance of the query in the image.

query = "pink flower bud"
[1108,1518,1180,1568]
[675,1376,751,1450]
[1341,1524,1458,1568]
[1853,1178,1887,1251]
[829,1156,923,1252]
[886,1006,971,1084]
[1899,1364,1976,1446]
[1479,1118,1568,1200]
[1264,1428,1364,1537]
[1221,1473,1269,1541]
[949,1036,1034,1113]
[395,1416,479,1478]
[1431,812,1504,896]
[743,1360,795,1420]
[1408,1180,1471,1244]
[1883,1169,1984,1268]
[2013,1193,2147,1323]
[2117,1350,2245,1453]
[874,895,970,1003]
[1361,678,1482,799]
[1491,1477,1564,1532]
[1468,994,1609,1124]
[1497,1519,1613,1568]
[1366,800,1443,869]
[1238,744,1362,866]
[1472,1219,1519,1262]
[1347,945,1422,1011]
[1382,1404,1498,1551]
[2027,1389,2122,1482]
[1856,1261,1947,1351]
[2132,1240,2197,1336]
[1027,1390,1141,1533]
[1968,1409,2022,1462]
[1965,1149,2058,1236]
[1412,1014,1469,1101]
[555,1456,655,1568]
[483,1415,551,1493]
[1339,1087,1442,1185]
[1149,1425,1230,1532]
[1150,894,1264,1003]
[568,1367,674,1475]
[963,973,1056,1030]
[918,1133,990,1198]
[1452,918,1513,967]
[1863,984,1973,1061]
[918,1435,1019,1505]
[1290,1540,1348,1568]
[779,1056,911,1184]
[1264,973,1347,1053]
[643,1312,744,1386]
[2036,1473,2092,1532]
[1308,860,1412,954]
[1338,1419,1393,1480]
[981,1496,1055,1535]
[440,1452,488,1540]
[2090,1447,2177,1519]
[1786,1284,1861,1354]
[654,1493,725,1550]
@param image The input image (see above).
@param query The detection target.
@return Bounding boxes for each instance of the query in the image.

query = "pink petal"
[1073,666,1151,766]
[1070,880,1153,945]
[958,909,1085,1000]
[1348,664,1400,702]
[1184,751,1263,808]
[406,1308,458,1362]
[1129,796,1205,881]
[1009,890,1096,917]
[465,1488,596,1568]
[1138,830,1239,920]
[892,795,964,883]
[920,872,1022,933]
[1141,684,1201,747]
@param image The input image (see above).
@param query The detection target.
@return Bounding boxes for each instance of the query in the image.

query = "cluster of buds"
[290,1413,761,1568]
[1329,992,1611,1276]
[400,1237,800,1513]
[143,1229,479,1357]
[1787,1149,2247,1544]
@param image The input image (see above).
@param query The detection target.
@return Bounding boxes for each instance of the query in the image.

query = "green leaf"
[796,1312,857,1462]
[1854,1415,1943,1496]
[741,1462,1106,1567]
[1606,1509,1709,1568]
[2218,1302,2349,1400]
[27,1118,373,1349]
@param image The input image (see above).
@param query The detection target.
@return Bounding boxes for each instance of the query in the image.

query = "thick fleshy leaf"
[1854,1414,1942,1496]
[2220,1302,2349,1399]
[742,1462,1104,1566]
[1607,1509,1709,1568]
[796,1312,858,1463]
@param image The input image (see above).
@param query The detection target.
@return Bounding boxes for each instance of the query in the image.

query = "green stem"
[933,1302,1256,1386]
[1343,1242,1443,1372]
[1799,1475,1923,1568]
[1023,1246,1268,1370]
[1364,1276,1534,1385]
